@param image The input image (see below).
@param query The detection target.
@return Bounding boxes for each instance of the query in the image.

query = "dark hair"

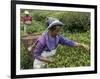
[48,25,61,32]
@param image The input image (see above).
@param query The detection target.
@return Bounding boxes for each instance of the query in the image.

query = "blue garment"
[48,35,56,50]
[33,32,76,60]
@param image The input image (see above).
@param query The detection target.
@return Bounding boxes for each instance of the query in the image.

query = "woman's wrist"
[75,42,81,47]
[75,42,89,51]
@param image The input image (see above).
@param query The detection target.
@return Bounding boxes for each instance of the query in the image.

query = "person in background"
[28,17,89,69]
[21,10,32,33]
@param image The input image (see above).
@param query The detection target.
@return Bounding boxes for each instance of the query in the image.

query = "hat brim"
[47,21,64,29]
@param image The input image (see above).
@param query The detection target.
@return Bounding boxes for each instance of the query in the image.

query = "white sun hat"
[46,17,64,29]
[24,10,29,14]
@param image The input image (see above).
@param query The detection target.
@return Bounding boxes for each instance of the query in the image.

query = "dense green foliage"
[20,9,90,69]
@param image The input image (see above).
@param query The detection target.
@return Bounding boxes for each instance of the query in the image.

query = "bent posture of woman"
[28,17,89,68]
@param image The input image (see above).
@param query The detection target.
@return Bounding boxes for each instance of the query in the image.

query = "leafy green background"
[20,9,90,69]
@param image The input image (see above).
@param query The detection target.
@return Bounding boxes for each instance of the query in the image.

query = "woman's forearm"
[36,56,54,63]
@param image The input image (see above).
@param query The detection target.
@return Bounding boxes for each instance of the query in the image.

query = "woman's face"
[51,26,61,37]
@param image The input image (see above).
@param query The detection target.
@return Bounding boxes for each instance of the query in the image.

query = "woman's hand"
[28,46,33,52]
[38,56,54,63]
[75,42,90,51]
[81,44,90,51]
[48,60,55,63]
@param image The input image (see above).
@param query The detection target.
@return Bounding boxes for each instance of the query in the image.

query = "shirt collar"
[44,31,59,51]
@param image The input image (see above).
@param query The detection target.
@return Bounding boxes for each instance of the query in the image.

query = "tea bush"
[20,9,90,69]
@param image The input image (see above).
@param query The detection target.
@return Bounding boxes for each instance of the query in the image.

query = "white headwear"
[46,17,64,29]
[24,10,29,15]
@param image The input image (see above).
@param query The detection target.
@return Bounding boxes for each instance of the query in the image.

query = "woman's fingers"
[82,44,90,51]
[28,46,32,52]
